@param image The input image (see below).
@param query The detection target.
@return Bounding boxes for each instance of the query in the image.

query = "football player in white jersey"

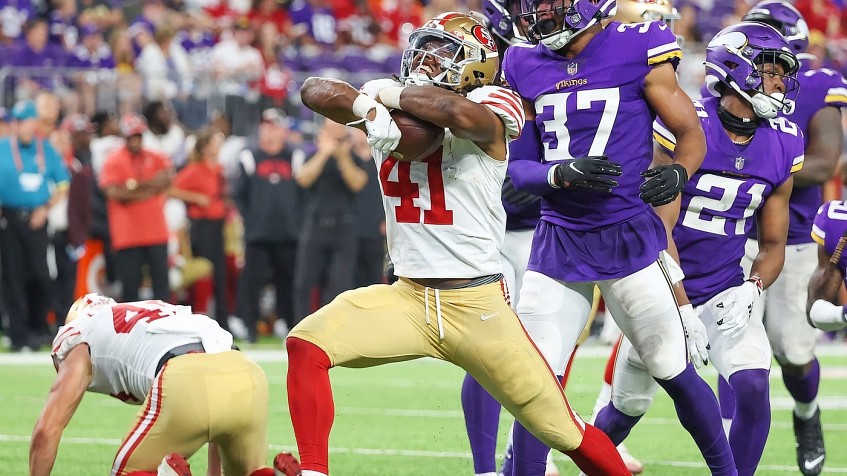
[30,294,299,476]
[289,12,629,476]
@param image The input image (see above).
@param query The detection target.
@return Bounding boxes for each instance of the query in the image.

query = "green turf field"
[1,344,846,475]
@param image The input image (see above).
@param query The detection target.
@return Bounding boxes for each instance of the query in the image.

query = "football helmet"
[65,293,116,324]
[400,12,500,91]
[517,0,616,50]
[704,22,799,119]
[481,0,527,45]
[743,1,809,55]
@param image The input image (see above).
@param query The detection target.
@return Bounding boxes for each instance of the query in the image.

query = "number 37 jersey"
[375,85,525,279]
[51,301,233,403]
[655,97,805,306]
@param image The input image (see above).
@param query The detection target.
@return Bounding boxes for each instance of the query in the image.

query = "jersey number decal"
[682,174,766,236]
[111,301,181,334]
[379,149,454,225]
[535,88,620,160]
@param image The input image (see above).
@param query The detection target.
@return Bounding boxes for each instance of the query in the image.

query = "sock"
[655,364,736,476]
[561,345,579,390]
[499,424,514,476]
[249,469,274,476]
[302,471,328,476]
[592,402,642,446]
[286,337,334,474]
[728,369,771,476]
[461,373,502,474]
[563,424,629,476]
[512,421,551,476]
[589,382,613,425]
[782,358,821,419]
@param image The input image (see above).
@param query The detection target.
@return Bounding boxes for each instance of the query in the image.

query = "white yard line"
[0,434,844,473]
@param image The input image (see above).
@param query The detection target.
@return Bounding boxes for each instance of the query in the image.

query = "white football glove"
[351,95,401,154]
[712,280,762,339]
[809,299,847,331]
[680,304,709,369]
[360,78,402,99]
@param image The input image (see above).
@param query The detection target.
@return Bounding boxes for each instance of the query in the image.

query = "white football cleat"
[545,450,560,476]
[157,453,192,476]
[618,443,644,474]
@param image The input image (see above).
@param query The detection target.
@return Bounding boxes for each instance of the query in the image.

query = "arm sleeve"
[507,120,556,195]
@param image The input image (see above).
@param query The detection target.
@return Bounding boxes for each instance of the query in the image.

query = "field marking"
[1,434,845,473]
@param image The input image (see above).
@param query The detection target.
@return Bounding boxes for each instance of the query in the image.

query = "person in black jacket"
[232,108,301,342]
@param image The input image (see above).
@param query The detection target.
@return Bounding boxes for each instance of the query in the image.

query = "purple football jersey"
[504,21,681,281]
[656,97,805,306]
[812,200,847,285]
[782,61,847,244]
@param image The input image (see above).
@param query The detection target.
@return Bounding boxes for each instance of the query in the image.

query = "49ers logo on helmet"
[471,24,497,52]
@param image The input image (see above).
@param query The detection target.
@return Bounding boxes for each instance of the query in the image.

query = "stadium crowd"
[1,0,847,354]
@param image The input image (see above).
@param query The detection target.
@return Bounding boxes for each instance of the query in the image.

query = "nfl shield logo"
[567,62,578,75]
[735,157,745,170]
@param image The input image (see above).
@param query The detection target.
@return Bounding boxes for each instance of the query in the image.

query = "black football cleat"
[794,408,825,476]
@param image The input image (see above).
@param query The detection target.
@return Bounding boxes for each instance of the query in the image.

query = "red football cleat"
[157,453,192,476]
[273,452,302,476]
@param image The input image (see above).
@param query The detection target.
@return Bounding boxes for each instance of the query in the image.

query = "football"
[390,110,445,162]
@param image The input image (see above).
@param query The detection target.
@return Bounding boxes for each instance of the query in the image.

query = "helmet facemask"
[401,33,467,89]
[517,0,614,50]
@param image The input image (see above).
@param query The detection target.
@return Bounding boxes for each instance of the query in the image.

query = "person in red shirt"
[171,128,230,331]
[98,113,173,302]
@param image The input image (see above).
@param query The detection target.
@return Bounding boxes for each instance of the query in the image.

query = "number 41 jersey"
[655,97,805,306]
[51,301,233,403]
[374,85,525,279]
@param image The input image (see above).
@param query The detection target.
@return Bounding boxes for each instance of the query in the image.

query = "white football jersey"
[375,85,525,278]
[51,301,233,404]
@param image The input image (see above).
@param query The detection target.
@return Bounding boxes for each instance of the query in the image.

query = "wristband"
[547,164,562,189]
[745,275,764,294]
[352,94,380,119]
[378,86,405,110]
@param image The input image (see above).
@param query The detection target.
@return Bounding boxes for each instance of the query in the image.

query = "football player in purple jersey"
[713,4,846,474]
[807,200,847,332]
[501,0,736,474]
[603,21,805,476]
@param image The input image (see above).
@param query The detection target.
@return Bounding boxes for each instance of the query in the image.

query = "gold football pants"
[110,351,269,476]
[289,277,587,451]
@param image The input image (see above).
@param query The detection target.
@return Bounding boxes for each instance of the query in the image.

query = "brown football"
[390,110,445,162]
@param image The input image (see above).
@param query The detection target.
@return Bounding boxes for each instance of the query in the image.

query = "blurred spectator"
[107,26,143,116]
[370,0,423,47]
[163,196,214,297]
[176,11,217,129]
[255,22,293,110]
[349,129,385,288]
[289,0,338,47]
[87,111,122,288]
[210,110,247,179]
[10,18,68,99]
[292,119,367,323]
[337,0,381,48]
[136,24,193,103]
[98,113,173,301]
[0,100,70,351]
[129,0,170,54]
[248,0,290,34]
[232,108,300,341]
[48,0,79,49]
[47,114,94,323]
[142,101,188,165]
[35,90,61,137]
[0,108,10,137]
[172,127,230,330]
[210,17,263,136]
[0,0,35,45]
[77,0,124,31]
[69,24,116,116]
[797,0,845,38]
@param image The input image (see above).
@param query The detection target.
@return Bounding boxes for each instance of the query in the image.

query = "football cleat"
[157,453,192,476]
[794,408,825,475]
[545,449,559,476]
[274,452,302,476]
[618,443,644,475]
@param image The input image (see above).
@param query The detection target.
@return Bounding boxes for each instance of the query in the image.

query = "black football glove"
[552,155,622,193]
[502,175,541,207]
[639,163,689,207]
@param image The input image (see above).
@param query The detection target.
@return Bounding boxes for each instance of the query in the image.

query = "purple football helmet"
[482,0,526,45]
[743,1,809,55]
[517,0,616,50]
[705,21,799,119]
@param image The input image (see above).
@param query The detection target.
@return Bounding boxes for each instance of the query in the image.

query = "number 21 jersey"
[655,97,805,306]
